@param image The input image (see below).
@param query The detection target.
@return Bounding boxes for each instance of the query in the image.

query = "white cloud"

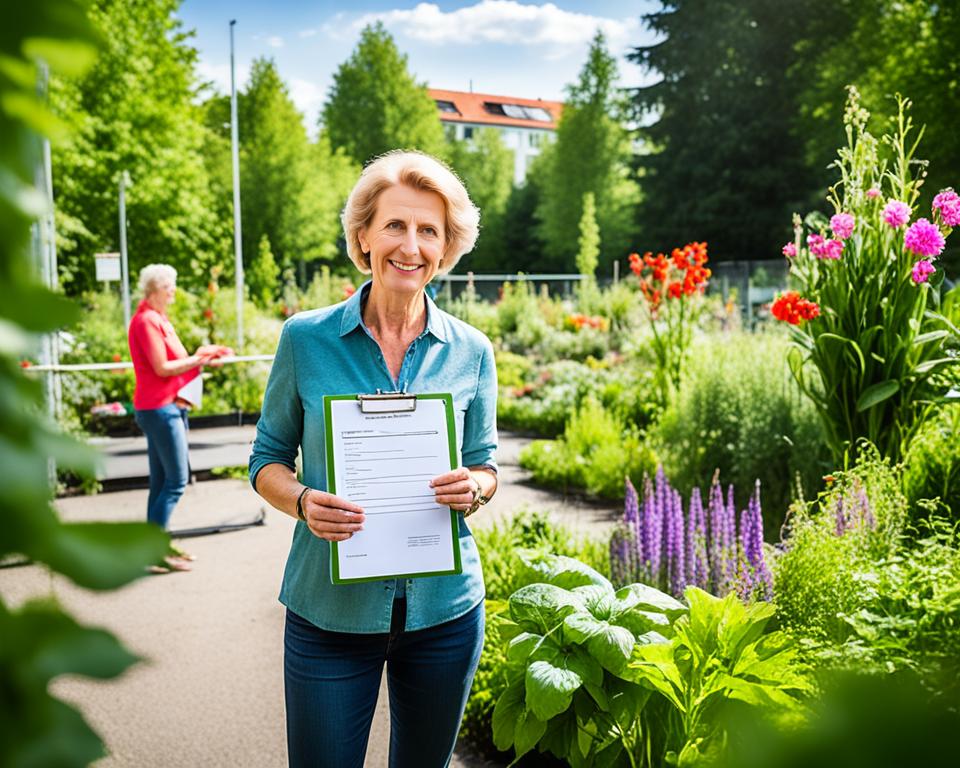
[299,28,318,38]
[267,35,285,48]
[195,59,250,94]
[289,78,324,115]
[353,1,641,52]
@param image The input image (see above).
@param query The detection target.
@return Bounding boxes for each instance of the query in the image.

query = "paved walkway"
[1,431,621,767]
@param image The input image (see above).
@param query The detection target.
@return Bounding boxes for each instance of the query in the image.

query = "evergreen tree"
[444,128,514,271]
[51,0,226,293]
[322,22,444,166]
[248,234,280,307]
[576,191,601,311]
[537,31,639,273]
[629,0,818,260]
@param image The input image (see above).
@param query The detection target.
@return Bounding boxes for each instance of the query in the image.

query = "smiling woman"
[250,150,498,768]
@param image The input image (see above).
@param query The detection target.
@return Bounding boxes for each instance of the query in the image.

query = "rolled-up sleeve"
[249,321,302,488]
[461,339,498,472]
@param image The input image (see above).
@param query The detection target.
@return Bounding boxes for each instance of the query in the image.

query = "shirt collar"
[339,281,448,343]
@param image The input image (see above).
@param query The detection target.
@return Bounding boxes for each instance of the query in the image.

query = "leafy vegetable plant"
[626,588,812,766]
[492,551,686,767]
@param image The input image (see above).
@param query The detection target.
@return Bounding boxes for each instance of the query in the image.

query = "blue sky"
[177,0,660,129]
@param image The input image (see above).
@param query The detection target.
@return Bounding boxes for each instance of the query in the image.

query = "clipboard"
[323,391,461,584]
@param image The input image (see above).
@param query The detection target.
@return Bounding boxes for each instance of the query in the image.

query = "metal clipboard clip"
[357,389,417,413]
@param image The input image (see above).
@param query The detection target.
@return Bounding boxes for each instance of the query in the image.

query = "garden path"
[0,432,621,767]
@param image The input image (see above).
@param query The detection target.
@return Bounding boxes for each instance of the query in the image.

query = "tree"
[576,192,601,311]
[322,22,444,166]
[537,31,639,274]
[248,234,280,307]
[51,0,226,294]
[444,128,514,271]
[630,0,819,260]
[203,61,357,286]
[793,0,960,274]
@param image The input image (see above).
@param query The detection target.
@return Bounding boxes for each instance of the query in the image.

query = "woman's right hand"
[300,490,365,542]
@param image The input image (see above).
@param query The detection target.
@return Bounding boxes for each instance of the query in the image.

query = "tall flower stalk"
[629,242,711,406]
[610,470,772,601]
[778,88,959,465]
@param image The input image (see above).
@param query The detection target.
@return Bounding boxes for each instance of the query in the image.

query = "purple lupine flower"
[708,475,726,593]
[722,484,739,594]
[623,477,641,580]
[650,467,666,583]
[741,481,772,601]
[669,490,686,597]
[641,474,657,582]
[687,487,709,590]
[834,494,847,536]
[609,526,629,586]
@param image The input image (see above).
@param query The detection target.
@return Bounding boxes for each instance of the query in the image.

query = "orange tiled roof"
[428,88,564,131]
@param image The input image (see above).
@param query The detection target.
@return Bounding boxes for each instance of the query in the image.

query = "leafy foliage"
[321,22,444,166]
[538,31,638,273]
[626,587,811,766]
[492,553,685,766]
[1,1,167,764]
[51,0,227,293]
[902,404,960,520]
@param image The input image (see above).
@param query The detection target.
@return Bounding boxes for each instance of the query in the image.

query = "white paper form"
[325,395,460,583]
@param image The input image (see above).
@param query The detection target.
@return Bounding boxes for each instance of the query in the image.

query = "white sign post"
[95,252,121,282]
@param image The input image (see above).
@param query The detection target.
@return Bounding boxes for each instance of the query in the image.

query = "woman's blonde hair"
[341,150,480,274]
[138,263,177,297]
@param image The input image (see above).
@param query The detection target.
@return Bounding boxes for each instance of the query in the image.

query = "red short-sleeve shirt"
[128,300,199,410]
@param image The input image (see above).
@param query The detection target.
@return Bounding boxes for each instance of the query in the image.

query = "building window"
[463,126,474,140]
[435,100,459,114]
[529,132,544,147]
[484,102,552,122]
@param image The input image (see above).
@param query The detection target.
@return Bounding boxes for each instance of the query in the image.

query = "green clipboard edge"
[323,392,462,585]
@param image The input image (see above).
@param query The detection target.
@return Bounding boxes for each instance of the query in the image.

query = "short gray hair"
[341,150,480,275]
[138,264,177,296]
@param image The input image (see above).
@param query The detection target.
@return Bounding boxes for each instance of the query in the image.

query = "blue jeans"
[134,403,189,529]
[284,599,484,768]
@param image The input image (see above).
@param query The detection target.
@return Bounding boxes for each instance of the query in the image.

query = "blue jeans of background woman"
[284,599,485,768]
[134,403,189,529]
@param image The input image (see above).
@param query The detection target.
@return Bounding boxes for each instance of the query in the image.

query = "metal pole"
[230,19,245,351]
[119,172,131,329]
[613,259,619,285]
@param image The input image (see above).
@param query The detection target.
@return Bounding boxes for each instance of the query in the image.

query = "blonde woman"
[250,151,498,767]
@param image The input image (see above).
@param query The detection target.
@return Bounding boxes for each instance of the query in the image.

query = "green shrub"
[654,330,828,536]
[774,446,907,646]
[519,397,657,498]
[903,405,960,521]
[460,512,608,760]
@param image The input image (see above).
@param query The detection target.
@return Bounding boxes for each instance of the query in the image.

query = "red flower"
[203,308,214,321]
[771,291,821,325]
[343,284,356,299]
[19,359,32,369]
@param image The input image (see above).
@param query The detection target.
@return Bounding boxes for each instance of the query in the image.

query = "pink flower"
[933,188,960,227]
[782,242,797,258]
[883,200,912,228]
[911,260,935,284]
[904,218,946,258]
[866,187,881,199]
[831,213,855,239]
[808,234,844,260]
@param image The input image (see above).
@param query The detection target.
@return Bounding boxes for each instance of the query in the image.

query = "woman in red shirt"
[128,264,224,542]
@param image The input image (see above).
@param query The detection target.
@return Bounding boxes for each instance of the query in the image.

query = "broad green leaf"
[567,646,603,688]
[614,582,686,615]
[518,550,613,590]
[526,659,583,720]
[0,282,81,332]
[538,708,578,762]
[586,622,636,674]
[594,738,625,768]
[563,611,609,643]
[608,678,651,730]
[916,357,957,374]
[914,330,949,345]
[509,583,583,633]
[8,696,106,768]
[626,643,685,711]
[14,602,139,682]
[492,678,525,751]
[507,632,543,665]
[35,522,169,591]
[717,598,774,662]
[572,583,616,616]
[513,708,548,758]
[856,380,899,412]
[719,674,803,709]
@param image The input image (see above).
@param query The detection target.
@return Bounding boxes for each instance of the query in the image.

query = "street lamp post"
[230,19,244,351]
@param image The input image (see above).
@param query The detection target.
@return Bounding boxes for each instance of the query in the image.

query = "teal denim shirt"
[249,282,498,633]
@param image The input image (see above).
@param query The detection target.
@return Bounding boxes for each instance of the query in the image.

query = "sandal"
[163,555,192,572]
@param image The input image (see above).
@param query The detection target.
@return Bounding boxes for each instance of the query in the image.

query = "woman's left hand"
[430,467,478,512]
